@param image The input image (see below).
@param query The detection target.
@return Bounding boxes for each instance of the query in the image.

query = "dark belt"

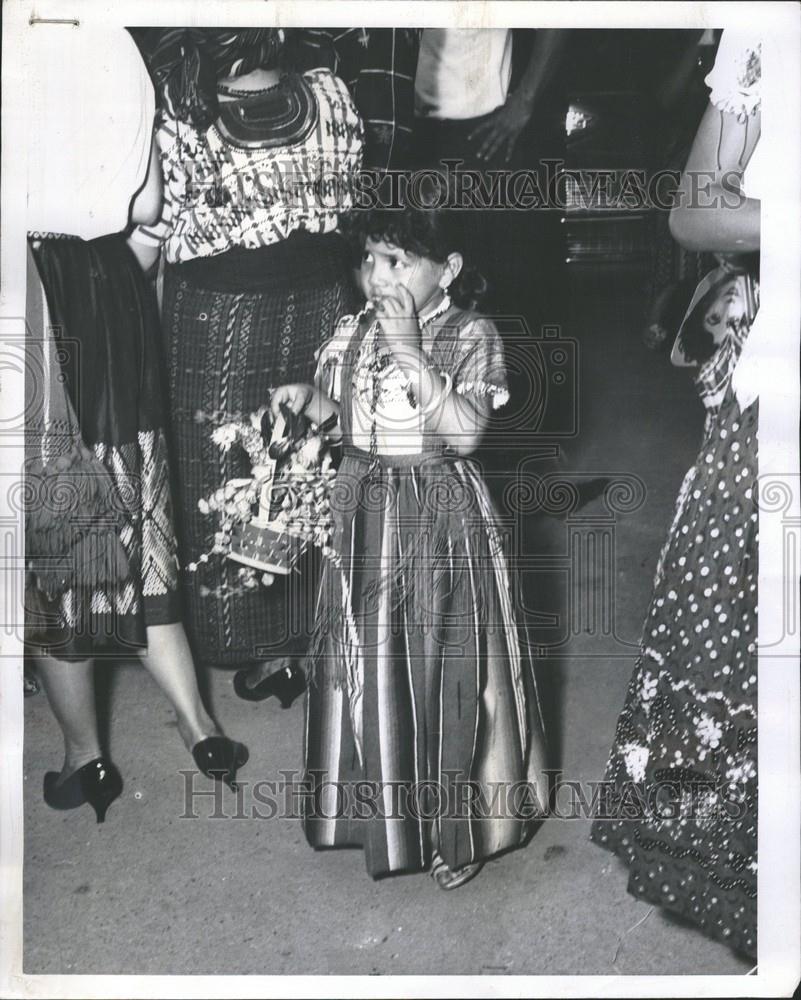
[167,231,349,293]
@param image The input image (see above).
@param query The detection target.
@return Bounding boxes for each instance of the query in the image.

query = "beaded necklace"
[360,293,452,477]
[217,76,286,99]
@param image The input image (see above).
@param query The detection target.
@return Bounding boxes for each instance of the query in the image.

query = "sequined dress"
[590,33,761,958]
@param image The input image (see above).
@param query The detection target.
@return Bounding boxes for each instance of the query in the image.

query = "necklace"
[362,293,452,477]
[418,292,452,331]
[355,305,383,479]
[218,76,285,99]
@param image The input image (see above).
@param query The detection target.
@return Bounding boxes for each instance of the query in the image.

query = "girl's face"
[702,277,743,345]
[359,237,455,314]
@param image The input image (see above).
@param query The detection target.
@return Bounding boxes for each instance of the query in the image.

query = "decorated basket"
[226,410,309,576]
[193,403,337,589]
[228,520,306,576]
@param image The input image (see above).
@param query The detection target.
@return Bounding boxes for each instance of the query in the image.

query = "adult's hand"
[468,90,535,163]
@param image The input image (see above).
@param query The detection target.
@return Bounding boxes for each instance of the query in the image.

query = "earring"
[439,276,451,290]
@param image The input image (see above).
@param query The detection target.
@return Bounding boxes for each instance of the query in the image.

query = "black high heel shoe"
[192,736,249,788]
[43,758,123,824]
[233,661,306,708]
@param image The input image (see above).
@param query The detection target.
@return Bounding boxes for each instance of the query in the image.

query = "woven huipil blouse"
[134,69,363,263]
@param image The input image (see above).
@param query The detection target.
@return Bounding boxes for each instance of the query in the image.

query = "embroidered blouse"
[134,68,363,263]
[315,303,509,456]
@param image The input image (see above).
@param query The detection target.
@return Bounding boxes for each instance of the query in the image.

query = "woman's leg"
[35,653,101,782]
[140,622,219,750]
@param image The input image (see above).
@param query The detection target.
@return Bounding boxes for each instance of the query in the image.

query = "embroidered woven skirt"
[27,234,181,661]
[162,233,355,668]
[591,390,758,958]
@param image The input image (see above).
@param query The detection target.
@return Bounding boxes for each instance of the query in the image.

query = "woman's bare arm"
[127,128,163,273]
[669,102,761,252]
[129,127,163,227]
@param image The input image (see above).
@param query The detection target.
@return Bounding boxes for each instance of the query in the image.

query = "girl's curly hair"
[342,205,489,312]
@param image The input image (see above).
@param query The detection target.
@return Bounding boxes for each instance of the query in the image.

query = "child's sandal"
[430,850,484,891]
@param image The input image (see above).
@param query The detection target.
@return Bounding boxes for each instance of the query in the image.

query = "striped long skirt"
[303,449,549,878]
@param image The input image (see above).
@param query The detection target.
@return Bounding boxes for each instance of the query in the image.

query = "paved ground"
[21,272,754,978]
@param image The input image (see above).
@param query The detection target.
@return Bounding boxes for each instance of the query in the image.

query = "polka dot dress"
[591,388,758,959]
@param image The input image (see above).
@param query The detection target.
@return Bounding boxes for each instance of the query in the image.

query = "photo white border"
[2,2,799,997]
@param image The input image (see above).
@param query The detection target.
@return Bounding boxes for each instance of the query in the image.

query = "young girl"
[271,207,548,888]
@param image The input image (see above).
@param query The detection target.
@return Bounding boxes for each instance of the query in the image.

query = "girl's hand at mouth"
[374,285,421,357]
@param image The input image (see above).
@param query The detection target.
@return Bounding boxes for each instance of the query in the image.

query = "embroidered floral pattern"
[621,742,649,783]
[695,713,724,750]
